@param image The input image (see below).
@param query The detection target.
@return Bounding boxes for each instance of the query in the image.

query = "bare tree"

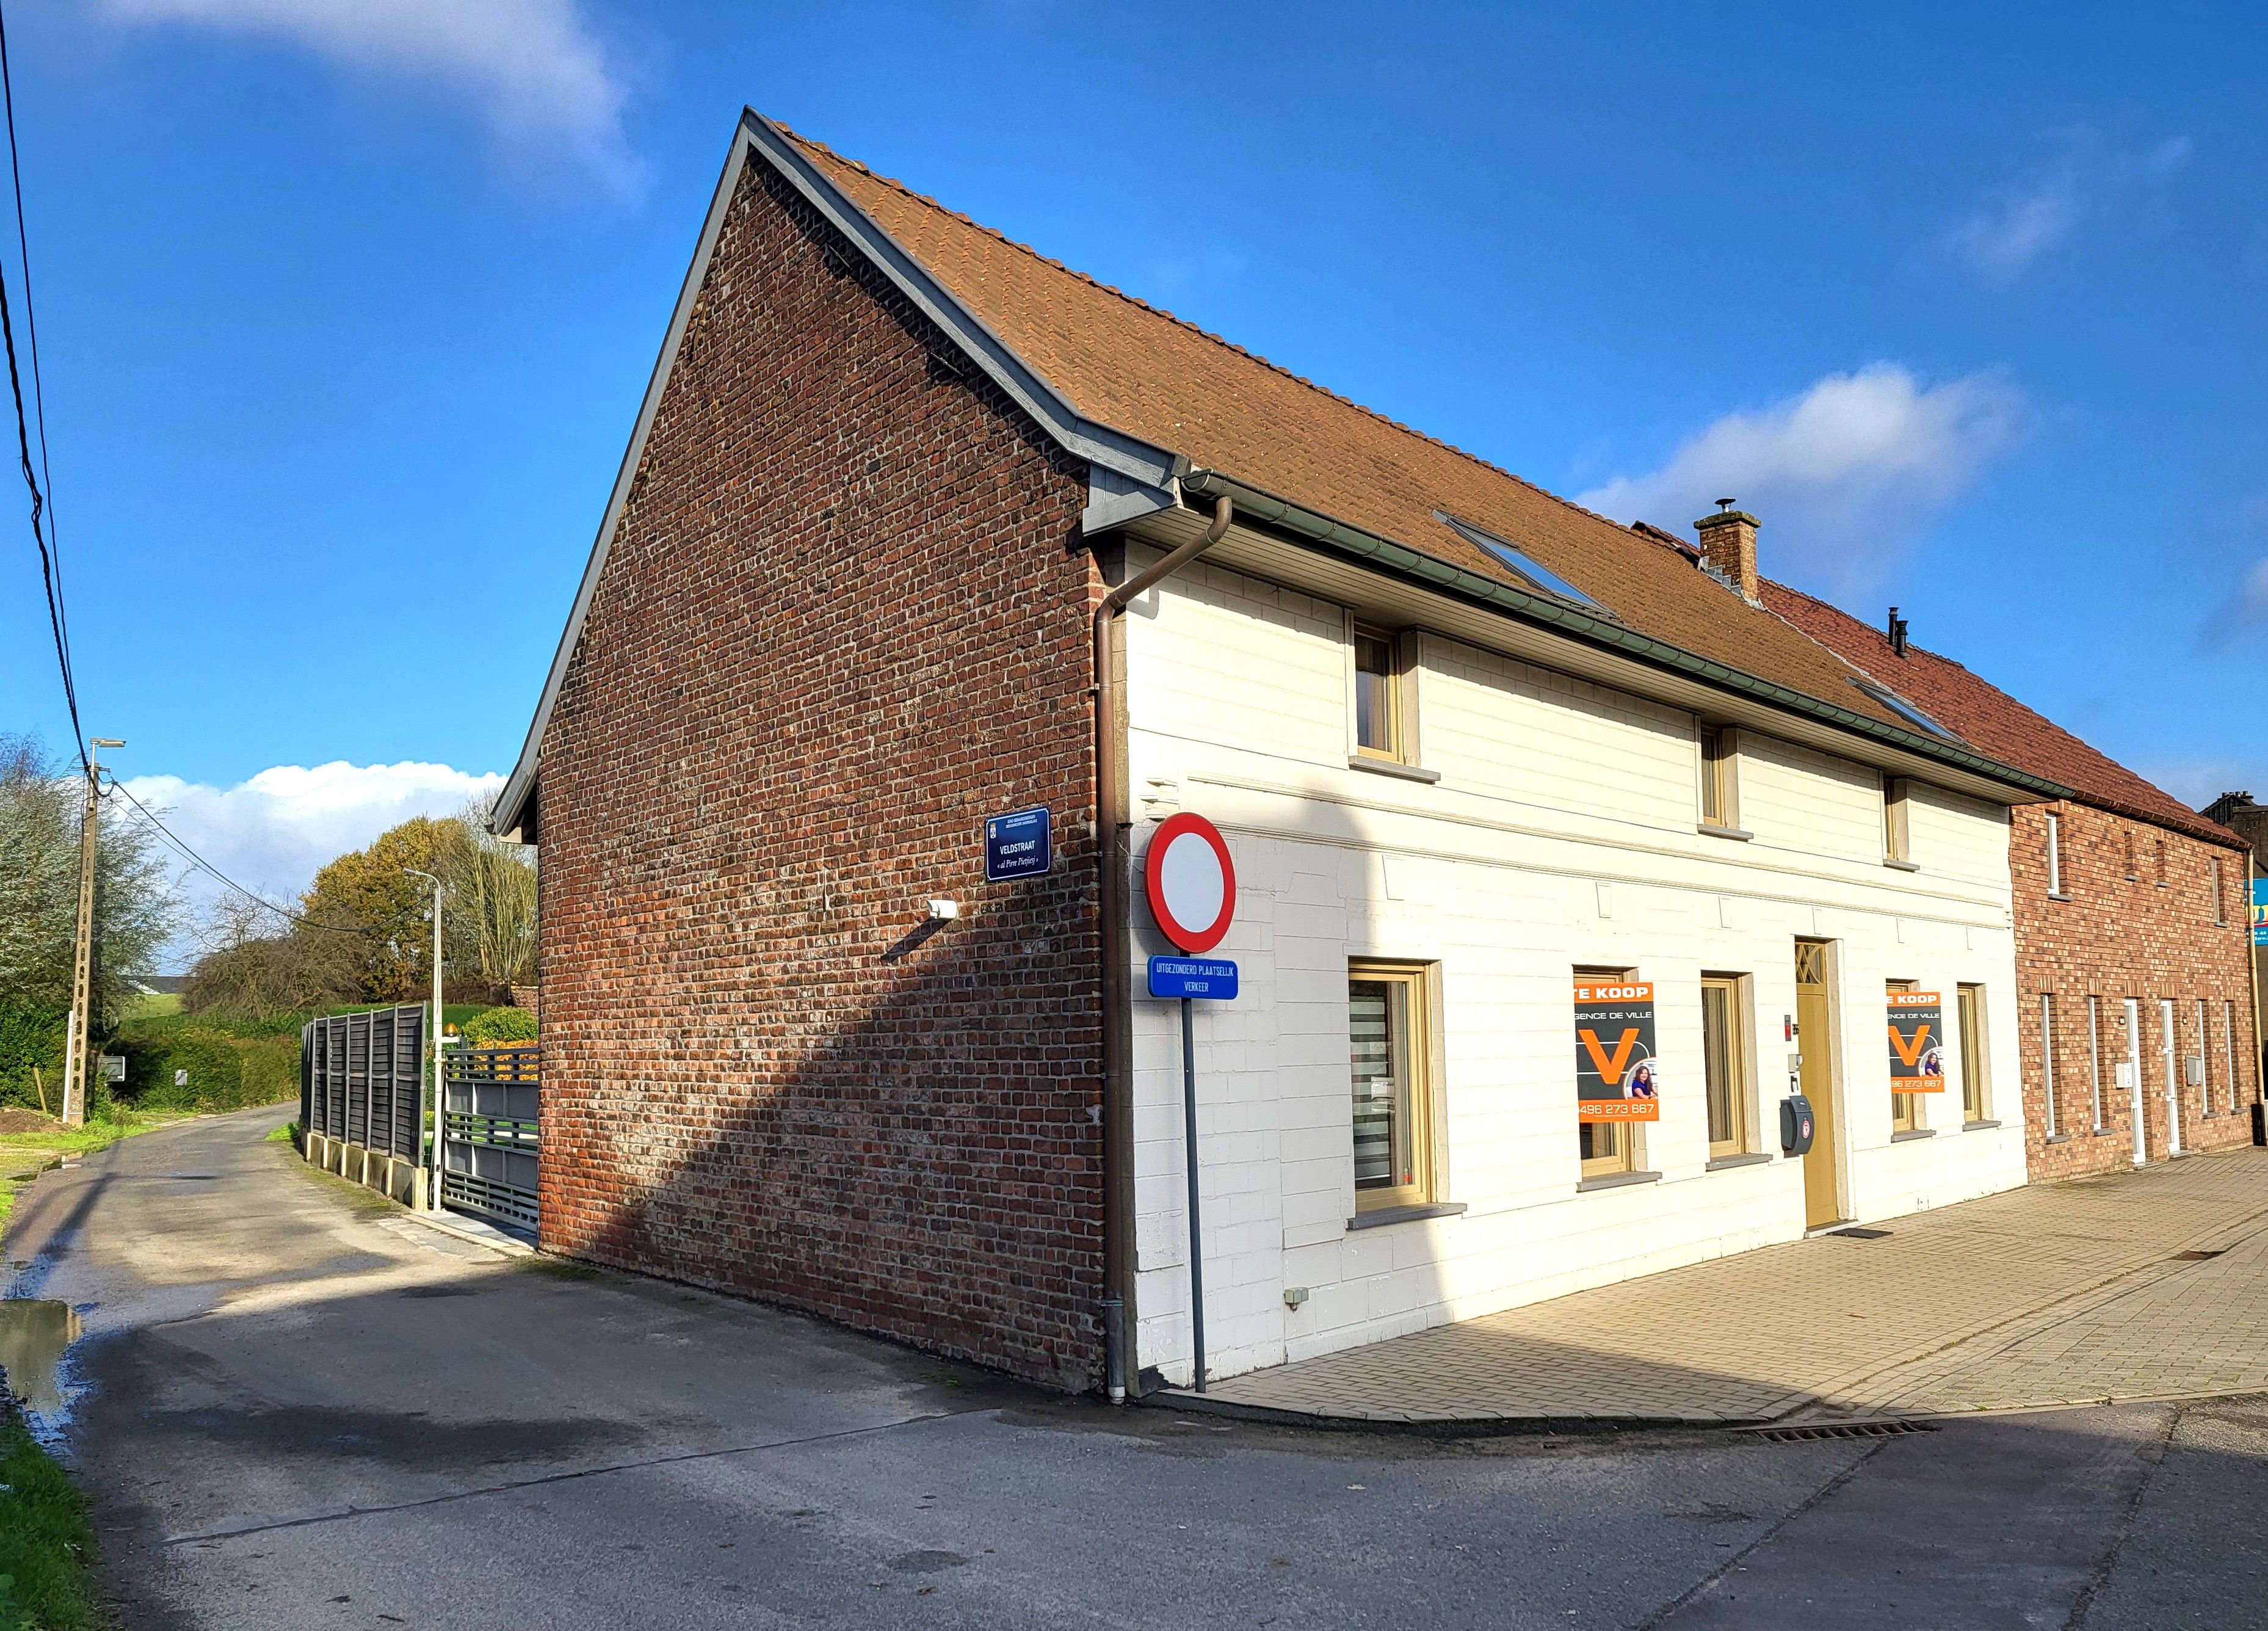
[442,796,537,990]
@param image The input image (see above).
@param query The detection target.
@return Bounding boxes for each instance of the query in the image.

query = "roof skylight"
[1435,512,1608,615]
[1852,677,1957,741]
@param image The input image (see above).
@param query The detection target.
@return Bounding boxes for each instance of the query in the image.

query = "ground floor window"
[1576,965,1640,1177]
[1349,964,1436,1211]
[1958,984,1990,1124]
[1888,979,1921,1132]
[1701,974,1750,1158]
[2225,1000,2240,1114]
[2088,995,2106,1130]
[2040,994,2059,1138]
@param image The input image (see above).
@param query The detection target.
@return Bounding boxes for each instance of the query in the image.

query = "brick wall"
[535,158,1106,1389]
[2011,801,2257,1180]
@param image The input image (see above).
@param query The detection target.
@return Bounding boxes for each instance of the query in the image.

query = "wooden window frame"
[1698,725,1741,829]
[1701,973,1753,1158]
[1576,963,1640,1179]
[1888,978,1921,1132]
[1882,776,1912,863]
[1347,961,1441,1213]
[1958,983,1990,1124]
[1349,620,1419,766]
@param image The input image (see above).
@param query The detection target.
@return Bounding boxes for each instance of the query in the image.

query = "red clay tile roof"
[782,128,1936,745]
[1761,580,2243,849]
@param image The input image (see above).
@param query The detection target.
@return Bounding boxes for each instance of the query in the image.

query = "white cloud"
[1576,364,2027,587]
[99,0,637,190]
[120,760,502,968]
[1946,134,2190,282]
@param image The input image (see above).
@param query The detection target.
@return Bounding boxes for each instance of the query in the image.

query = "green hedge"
[0,1005,66,1114]
[111,1017,299,1114]
[458,1005,537,1046]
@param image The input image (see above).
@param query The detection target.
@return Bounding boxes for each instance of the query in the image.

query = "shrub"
[110,1016,300,1114]
[458,1005,537,1047]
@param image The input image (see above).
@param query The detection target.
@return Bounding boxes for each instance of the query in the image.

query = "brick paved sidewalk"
[1178,1146,2268,1428]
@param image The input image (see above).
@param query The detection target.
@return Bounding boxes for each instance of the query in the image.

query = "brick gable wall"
[535,159,1105,1389]
[2011,801,2256,1179]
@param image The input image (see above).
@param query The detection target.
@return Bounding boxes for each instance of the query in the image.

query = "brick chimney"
[1693,502,1760,605]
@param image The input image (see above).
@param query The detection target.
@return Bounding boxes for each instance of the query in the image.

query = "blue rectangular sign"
[984,805,1053,883]
[1148,956,1239,1000]
[2253,878,2268,947]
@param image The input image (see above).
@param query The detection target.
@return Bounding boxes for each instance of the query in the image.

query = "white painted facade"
[1119,548,2030,1387]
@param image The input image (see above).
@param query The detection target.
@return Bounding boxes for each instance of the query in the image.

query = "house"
[493,111,2074,1394]
[1768,586,2258,1178]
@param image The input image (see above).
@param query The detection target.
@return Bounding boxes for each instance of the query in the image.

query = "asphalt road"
[7,1107,2265,1630]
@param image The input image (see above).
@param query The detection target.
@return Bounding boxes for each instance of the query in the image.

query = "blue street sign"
[984,806,1052,882]
[1149,956,1239,1000]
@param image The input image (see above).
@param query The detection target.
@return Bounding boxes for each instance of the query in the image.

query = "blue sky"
[4,1,2266,953]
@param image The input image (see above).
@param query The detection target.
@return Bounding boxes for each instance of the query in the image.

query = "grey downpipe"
[1094,493,1232,1403]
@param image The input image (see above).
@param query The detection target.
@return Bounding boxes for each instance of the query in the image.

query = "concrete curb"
[1137,1387,1780,1437]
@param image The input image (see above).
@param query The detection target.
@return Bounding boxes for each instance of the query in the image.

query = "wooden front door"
[1795,939,1841,1228]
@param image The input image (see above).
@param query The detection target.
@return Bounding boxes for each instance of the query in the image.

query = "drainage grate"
[2171,1249,2225,1262]
[1830,1227,1892,1240]
[1742,1418,1933,1444]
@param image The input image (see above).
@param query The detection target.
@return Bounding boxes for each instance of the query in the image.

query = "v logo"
[1888,1023,1932,1067]
[1579,1027,1640,1083]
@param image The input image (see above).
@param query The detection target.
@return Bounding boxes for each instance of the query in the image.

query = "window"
[2156,837,2167,889]
[1888,979,1921,1132]
[1352,627,1400,760]
[2088,995,2105,1130]
[2045,812,2063,897]
[1883,777,1912,863]
[2186,993,2204,1111]
[1436,511,1607,613]
[1958,984,1990,1124]
[1852,677,1955,739]
[2225,1000,2239,1115]
[1701,975,1751,1158]
[1699,726,1740,830]
[2040,994,2059,1139]
[2213,854,2227,925]
[1349,964,1435,1211]
[1577,964,1637,1179]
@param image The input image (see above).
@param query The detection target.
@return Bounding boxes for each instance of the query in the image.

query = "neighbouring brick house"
[496,111,2093,1395]
[1766,584,2259,1179]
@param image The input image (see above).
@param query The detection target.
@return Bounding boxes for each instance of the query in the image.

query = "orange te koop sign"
[1886,990,1946,1089]
[1574,981,1661,1122]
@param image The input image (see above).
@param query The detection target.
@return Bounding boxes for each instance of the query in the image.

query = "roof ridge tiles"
[775,123,1639,544]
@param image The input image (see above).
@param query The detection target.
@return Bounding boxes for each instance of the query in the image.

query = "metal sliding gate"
[441,1044,539,1231]
[301,1006,426,1163]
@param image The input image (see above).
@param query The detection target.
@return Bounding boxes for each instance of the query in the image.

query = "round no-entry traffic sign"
[1145,813,1237,953]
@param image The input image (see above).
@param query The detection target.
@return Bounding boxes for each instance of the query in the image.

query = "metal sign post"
[1144,815,1239,1395]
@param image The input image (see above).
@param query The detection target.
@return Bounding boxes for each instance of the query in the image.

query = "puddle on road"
[0,1299,82,1416]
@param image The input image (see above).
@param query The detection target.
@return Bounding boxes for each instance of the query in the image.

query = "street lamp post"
[404,868,444,1211]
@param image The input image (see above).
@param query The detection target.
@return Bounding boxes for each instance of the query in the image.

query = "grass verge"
[0,1405,100,1629]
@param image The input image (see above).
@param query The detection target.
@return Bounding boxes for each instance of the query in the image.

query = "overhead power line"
[106,777,375,940]
[0,2,78,769]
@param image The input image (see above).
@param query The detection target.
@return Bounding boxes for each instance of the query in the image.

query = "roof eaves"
[1182,468,2075,804]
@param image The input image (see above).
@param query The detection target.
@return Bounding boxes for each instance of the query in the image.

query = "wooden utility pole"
[62,738,123,1127]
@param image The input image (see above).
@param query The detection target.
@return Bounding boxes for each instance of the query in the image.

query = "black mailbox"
[1780,1094,1816,1157]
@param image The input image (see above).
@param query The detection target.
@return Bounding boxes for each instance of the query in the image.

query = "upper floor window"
[1882,776,1913,865]
[1699,725,1740,830]
[2045,811,2063,897]
[2213,852,2228,925]
[1352,625,1402,761]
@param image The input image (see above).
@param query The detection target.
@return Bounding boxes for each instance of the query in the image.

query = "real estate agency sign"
[1574,981,1661,1122]
[1887,991,1946,1089]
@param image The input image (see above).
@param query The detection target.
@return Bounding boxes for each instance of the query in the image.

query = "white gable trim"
[493,108,1177,837]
